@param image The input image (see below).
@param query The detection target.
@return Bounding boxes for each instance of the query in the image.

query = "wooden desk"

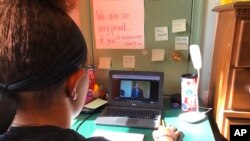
[72,99,215,141]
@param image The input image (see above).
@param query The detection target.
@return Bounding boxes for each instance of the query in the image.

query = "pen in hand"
[161,119,166,127]
[152,119,181,141]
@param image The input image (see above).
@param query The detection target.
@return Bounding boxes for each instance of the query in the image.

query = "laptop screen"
[108,70,164,109]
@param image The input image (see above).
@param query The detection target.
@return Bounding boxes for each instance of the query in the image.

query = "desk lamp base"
[178,112,206,123]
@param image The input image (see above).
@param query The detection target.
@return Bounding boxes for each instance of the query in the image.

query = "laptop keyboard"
[104,107,160,120]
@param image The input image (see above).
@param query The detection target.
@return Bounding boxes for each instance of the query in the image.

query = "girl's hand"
[152,125,181,141]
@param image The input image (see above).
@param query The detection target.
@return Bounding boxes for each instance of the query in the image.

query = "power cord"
[76,113,96,132]
[72,119,81,127]
[75,108,104,132]
[199,106,212,114]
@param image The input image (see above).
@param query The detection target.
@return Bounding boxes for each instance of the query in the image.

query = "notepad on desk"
[92,130,144,141]
[81,99,107,113]
[84,98,107,109]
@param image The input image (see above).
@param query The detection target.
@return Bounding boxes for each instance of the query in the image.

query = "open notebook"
[95,70,164,129]
[92,130,144,141]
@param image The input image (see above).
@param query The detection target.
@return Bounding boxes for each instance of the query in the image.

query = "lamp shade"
[190,44,202,70]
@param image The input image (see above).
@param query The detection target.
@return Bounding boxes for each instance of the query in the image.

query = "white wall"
[200,0,220,105]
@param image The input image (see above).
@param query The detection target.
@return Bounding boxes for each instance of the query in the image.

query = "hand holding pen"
[152,120,181,141]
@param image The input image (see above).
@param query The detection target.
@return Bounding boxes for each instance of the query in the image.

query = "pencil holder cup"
[181,73,198,112]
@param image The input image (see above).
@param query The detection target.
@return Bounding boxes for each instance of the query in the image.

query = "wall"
[199,0,220,105]
[80,0,210,97]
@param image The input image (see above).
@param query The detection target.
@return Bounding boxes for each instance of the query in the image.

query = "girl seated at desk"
[0,0,180,141]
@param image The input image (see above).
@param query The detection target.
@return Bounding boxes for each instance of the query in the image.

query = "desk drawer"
[225,117,250,141]
[231,69,250,111]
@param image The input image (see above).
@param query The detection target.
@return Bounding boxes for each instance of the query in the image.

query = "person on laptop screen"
[131,82,144,98]
[0,0,180,141]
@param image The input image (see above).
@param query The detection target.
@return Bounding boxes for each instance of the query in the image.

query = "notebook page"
[83,98,107,109]
[92,129,144,141]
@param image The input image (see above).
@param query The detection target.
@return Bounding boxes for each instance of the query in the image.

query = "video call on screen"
[111,76,160,103]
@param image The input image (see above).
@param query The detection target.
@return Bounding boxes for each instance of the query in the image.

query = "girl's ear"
[66,69,85,95]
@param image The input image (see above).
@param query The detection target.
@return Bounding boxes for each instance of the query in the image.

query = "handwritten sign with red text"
[92,0,144,49]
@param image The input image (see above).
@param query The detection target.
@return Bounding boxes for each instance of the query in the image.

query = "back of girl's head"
[0,0,87,133]
[0,0,80,84]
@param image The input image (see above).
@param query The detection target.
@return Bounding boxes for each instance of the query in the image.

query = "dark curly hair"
[0,0,87,102]
[0,0,88,133]
[1,0,77,82]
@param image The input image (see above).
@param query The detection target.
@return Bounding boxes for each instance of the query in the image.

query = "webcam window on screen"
[110,74,160,104]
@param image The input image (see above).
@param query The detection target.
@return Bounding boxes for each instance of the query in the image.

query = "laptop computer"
[95,70,164,129]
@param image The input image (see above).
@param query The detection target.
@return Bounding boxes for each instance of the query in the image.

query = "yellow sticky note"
[123,56,135,68]
[151,49,165,61]
[172,19,186,33]
[98,57,111,69]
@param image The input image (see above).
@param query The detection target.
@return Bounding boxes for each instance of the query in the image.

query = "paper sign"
[172,19,186,33]
[123,56,135,68]
[175,36,189,50]
[152,49,165,61]
[155,27,168,41]
[98,57,111,69]
[92,0,144,49]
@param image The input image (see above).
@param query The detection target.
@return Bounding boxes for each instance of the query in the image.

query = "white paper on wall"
[175,36,189,50]
[93,0,145,49]
[123,56,135,68]
[172,19,186,33]
[155,26,168,41]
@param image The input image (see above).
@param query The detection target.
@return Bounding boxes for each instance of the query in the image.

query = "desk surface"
[72,99,215,141]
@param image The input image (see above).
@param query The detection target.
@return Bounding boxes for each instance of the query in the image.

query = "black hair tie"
[0,90,18,134]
